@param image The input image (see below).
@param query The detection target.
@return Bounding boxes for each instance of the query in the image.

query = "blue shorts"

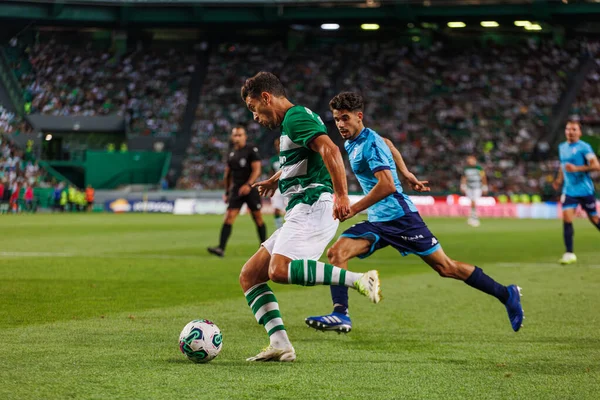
[340,212,441,259]
[561,194,598,216]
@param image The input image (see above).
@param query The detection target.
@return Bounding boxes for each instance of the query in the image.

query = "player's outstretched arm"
[252,170,282,198]
[382,138,430,192]
[341,169,396,222]
[309,135,350,220]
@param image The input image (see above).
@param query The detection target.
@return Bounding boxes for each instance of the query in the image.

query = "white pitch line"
[0,251,206,260]
[1,252,599,268]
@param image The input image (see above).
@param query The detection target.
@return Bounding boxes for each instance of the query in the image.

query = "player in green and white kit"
[460,156,488,227]
[269,137,286,229]
[239,72,381,362]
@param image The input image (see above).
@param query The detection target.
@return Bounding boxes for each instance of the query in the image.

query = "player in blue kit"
[552,120,600,265]
[305,92,524,333]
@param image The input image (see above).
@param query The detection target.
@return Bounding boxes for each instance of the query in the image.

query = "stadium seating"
[7,39,195,137]
[179,41,344,189]
[3,36,594,196]
[180,39,583,196]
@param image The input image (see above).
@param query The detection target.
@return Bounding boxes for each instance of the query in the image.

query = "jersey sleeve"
[582,143,597,161]
[285,108,327,149]
[248,146,261,163]
[364,138,391,174]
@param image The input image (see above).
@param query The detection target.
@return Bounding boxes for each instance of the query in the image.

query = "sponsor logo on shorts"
[401,234,424,241]
[432,238,438,245]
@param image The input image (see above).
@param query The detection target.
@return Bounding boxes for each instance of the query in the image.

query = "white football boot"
[246,345,296,362]
[353,270,382,304]
[559,252,577,265]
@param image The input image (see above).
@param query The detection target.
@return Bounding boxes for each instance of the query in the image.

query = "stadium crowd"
[6,39,195,137]
[178,41,343,190]
[179,38,587,196]
[2,35,597,196]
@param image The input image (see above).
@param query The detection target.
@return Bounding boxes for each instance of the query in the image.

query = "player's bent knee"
[267,262,288,284]
[326,246,341,265]
[239,261,263,291]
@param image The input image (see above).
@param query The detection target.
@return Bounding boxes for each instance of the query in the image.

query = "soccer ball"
[179,319,223,363]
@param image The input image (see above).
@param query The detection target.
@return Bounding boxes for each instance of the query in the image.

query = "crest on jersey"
[240,158,247,167]
[352,148,359,160]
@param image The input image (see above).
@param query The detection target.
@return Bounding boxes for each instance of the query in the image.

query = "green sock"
[245,283,289,346]
[288,260,362,287]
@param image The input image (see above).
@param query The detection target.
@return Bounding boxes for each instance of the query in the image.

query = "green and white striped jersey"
[464,165,483,189]
[278,105,333,211]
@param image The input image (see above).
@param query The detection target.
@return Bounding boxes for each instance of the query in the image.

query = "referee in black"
[208,124,267,257]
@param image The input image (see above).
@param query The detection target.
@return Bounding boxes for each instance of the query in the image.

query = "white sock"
[270,329,292,349]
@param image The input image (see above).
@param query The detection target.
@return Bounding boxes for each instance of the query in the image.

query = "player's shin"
[331,286,349,314]
[464,266,509,304]
[219,223,232,250]
[245,283,291,348]
[256,223,267,243]
[288,260,362,287]
[564,222,574,252]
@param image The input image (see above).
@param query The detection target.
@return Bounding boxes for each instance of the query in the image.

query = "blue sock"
[564,222,574,252]
[465,266,509,304]
[331,285,349,315]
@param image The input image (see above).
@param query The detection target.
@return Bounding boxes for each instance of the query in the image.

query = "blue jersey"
[345,128,417,222]
[559,140,596,197]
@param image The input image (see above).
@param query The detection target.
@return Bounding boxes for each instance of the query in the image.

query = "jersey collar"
[348,127,369,143]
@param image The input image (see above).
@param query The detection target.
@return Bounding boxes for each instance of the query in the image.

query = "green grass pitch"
[0,214,599,399]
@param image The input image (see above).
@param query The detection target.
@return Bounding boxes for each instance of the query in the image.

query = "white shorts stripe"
[249,291,274,310]
[265,317,284,332]
[254,301,279,323]
[316,261,324,284]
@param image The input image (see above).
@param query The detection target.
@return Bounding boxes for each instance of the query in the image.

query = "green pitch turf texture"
[1,214,599,399]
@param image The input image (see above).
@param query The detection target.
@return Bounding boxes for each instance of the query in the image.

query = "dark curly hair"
[329,92,364,112]
[240,71,286,101]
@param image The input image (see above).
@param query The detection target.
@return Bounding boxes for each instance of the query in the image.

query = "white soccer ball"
[179,319,223,363]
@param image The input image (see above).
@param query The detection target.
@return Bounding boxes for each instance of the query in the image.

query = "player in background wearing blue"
[552,120,600,265]
[305,92,524,333]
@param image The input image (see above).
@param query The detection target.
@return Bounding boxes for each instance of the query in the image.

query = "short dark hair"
[240,71,286,101]
[233,123,246,131]
[329,92,364,112]
[566,119,581,128]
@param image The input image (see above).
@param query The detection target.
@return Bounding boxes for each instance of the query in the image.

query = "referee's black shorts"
[228,187,262,211]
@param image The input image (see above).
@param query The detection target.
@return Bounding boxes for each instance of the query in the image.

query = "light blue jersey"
[345,128,417,222]
[559,140,596,197]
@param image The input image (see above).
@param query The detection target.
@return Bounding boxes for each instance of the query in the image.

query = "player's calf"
[425,254,471,280]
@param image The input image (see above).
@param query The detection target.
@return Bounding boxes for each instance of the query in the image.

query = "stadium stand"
[179,41,345,189]
[178,38,588,196]
[6,38,195,137]
[1,32,596,196]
